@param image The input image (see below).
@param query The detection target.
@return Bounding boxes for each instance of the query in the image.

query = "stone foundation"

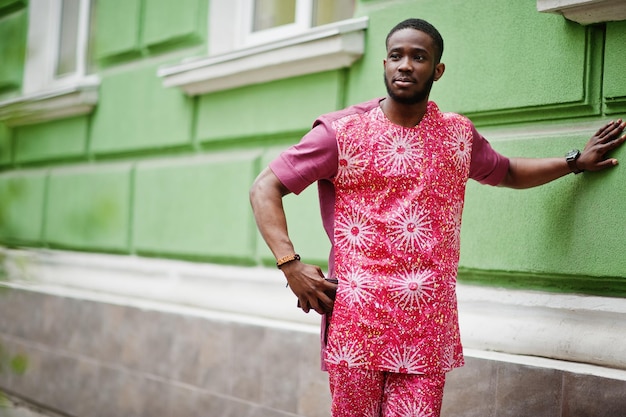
[1,286,626,417]
[1,249,626,416]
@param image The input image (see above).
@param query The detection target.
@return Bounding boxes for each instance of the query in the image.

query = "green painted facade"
[0,0,625,294]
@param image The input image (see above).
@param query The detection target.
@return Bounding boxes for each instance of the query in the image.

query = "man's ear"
[434,62,445,81]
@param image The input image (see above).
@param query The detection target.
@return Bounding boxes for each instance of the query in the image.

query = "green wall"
[0,0,26,96]
[0,0,625,295]
[94,0,206,64]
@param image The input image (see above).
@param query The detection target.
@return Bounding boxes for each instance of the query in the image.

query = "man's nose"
[398,56,412,71]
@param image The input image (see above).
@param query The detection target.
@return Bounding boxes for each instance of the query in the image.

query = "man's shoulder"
[315,98,382,126]
[429,102,472,125]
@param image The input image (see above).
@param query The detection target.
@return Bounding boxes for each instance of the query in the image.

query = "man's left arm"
[499,120,626,189]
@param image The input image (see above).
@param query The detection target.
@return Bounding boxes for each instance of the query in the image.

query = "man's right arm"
[249,167,336,314]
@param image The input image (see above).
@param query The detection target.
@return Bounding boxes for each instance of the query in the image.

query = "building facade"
[0,0,625,415]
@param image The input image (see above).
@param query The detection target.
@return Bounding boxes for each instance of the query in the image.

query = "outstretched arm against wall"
[499,120,626,189]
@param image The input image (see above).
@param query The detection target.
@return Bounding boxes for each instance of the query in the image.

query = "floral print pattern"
[325,102,473,374]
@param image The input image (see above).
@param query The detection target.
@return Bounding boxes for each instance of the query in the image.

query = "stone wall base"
[1,286,625,417]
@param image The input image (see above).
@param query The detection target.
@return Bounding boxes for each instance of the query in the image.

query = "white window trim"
[0,0,99,127]
[0,76,99,127]
[158,16,368,96]
[537,0,626,25]
[241,0,313,47]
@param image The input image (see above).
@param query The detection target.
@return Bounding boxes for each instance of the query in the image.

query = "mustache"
[393,76,416,83]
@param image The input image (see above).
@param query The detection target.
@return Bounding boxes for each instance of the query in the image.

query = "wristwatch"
[565,149,584,174]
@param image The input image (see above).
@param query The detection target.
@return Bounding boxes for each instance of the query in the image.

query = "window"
[242,0,354,47]
[0,0,98,126]
[23,0,94,94]
[56,0,83,78]
[159,0,366,95]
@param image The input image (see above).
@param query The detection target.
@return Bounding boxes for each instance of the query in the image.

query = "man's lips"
[393,77,416,87]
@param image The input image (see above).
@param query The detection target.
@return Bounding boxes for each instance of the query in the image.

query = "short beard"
[384,71,435,105]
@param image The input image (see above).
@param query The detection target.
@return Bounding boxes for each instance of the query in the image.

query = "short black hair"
[385,18,444,63]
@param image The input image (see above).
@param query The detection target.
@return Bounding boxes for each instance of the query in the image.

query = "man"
[249,18,625,417]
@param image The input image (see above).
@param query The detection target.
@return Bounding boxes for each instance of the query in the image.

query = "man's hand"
[280,260,338,315]
[578,119,626,172]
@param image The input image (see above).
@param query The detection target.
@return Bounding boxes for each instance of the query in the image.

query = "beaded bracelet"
[276,253,301,269]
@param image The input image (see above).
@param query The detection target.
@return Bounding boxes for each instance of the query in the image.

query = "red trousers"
[327,363,446,417]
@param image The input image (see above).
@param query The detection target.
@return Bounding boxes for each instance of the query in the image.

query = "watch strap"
[565,149,584,174]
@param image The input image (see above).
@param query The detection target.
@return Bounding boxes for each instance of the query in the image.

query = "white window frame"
[23,0,93,93]
[240,0,314,47]
[159,0,367,96]
[0,0,99,127]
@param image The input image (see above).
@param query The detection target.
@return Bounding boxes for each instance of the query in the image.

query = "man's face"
[383,28,443,105]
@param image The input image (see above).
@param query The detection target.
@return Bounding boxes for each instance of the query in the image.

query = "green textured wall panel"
[0,172,46,243]
[45,167,132,252]
[604,21,626,115]
[460,128,626,282]
[351,0,598,125]
[90,64,193,154]
[282,188,330,267]
[342,9,387,106]
[434,1,591,117]
[196,71,343,143]
[94,0,142,60]
[14,117,87,164]
[0,123,11,166]
[0,8,27,92]
[133,153,259,263]
[141,0,205,49]
[255,147,330,267]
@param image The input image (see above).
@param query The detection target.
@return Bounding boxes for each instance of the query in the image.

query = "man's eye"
[414,55,425,61]
[389,53,401,60]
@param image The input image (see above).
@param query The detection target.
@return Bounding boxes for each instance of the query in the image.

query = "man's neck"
[380,97,429,128]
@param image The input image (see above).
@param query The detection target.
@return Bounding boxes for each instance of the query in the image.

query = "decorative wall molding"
[537,0,626,25]
[158,17,368,96]
[0,77,100,127]
[2,247,625,371]
[605,96,626,115]
[457,285,626,370]
[466,26,602,126]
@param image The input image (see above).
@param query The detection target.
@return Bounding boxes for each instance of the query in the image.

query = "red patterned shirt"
[270,99,509,374]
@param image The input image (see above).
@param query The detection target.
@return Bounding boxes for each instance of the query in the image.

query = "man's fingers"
[595,121,616,138]
[297,291,325,314]
[587,158,618,172]
[289,268,337,315]
[599,120,624,142]
[298,297,310,313]
[301,287,336,315]
[309,297,327,315]
[609,134,626,148]
[598,134,626,157]
[598,159,619,170]
[317,293,334,312]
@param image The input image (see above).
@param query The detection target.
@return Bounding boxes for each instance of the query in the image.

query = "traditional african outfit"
[270,98,509,416]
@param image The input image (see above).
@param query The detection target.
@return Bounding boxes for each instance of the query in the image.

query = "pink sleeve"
[269,119,338,195]
[469,126,510,186]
